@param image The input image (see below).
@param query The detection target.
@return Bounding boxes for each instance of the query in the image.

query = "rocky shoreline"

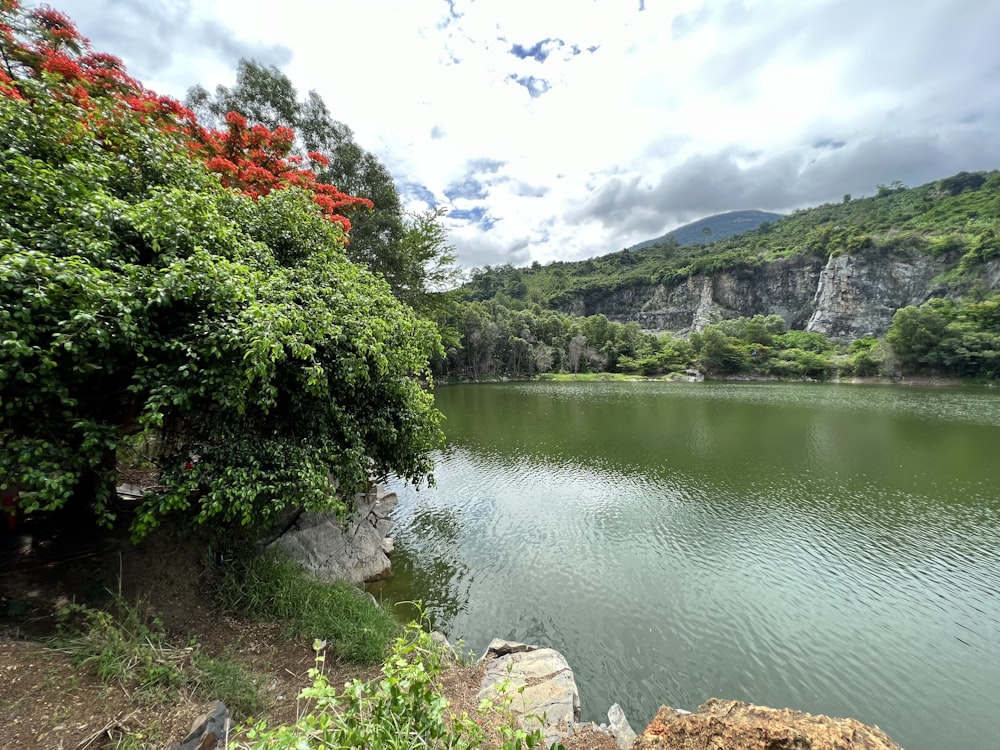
[269,491,904,749]
[466,637,902,750]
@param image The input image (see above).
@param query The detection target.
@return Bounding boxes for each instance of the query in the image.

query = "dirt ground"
[0,517,618,750]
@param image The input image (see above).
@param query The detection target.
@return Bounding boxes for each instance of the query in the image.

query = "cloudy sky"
[46,0,1000,268]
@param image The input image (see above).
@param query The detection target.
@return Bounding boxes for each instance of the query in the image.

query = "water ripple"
[378,383,1000,750]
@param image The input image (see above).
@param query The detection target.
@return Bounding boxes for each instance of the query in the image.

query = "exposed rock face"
[595,257,825,334]
[635,699,902,750]
[269,487,397,585]
[571,248,991,339]
[806,250,948,339]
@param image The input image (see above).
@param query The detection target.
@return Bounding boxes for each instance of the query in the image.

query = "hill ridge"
[629,209,784,251]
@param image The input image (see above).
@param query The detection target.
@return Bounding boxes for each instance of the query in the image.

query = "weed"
[215,551,400,664]
[192,650,266,718]
[238,617,550,749]
[55,597,189,704]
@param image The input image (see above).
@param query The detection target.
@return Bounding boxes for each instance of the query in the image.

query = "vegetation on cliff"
[433,171,999,382]
[464,170,1000,313]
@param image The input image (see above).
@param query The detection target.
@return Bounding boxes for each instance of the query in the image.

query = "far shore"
[438,372,987,387]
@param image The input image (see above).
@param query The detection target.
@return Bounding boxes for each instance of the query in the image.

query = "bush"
[241,619,552,750]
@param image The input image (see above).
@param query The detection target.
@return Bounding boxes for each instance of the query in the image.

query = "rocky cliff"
[573,249,999,340]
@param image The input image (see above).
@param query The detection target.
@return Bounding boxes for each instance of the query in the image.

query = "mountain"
[629,209,784,250]
[464,170,1000,339]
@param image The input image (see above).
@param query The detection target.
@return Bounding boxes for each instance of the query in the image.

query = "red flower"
[307,151,330,167]
[42,52,83,79]
[224,110,247,128]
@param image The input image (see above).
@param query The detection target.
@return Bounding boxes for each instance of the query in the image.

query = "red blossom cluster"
[0,0,369,233]
[196,111,371,232]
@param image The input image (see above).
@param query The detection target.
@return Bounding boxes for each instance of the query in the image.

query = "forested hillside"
[434,172,1000,381]
[628,209,784,250]
[465,172,999,314]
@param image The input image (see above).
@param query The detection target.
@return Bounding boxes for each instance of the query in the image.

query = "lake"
[371,381,1000,750]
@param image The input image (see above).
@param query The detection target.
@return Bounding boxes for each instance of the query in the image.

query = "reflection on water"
[375,382,1000,750]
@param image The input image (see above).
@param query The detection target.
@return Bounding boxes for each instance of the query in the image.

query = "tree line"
[432,297,1000,382]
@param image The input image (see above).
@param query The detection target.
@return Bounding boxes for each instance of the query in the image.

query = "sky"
[43,0,1000,269]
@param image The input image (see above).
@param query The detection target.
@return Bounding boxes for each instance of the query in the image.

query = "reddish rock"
[635,699,902,750]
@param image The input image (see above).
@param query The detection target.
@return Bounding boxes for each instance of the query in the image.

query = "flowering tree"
[188,61,412,288]
[0,2,442,537]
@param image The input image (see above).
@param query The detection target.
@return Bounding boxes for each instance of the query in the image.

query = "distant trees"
[434,291,1000,382]
[887,297,1000,378]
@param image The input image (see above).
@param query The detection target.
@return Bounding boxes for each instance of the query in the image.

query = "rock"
[430,630,459,662]
[169,701,229,750]
[806,249,946,340]
[561,247,988,341]
[635,699,902,750]
[269,488,397,585]
[478,641,580,747]
[481,637,541,659]
[608,702,637,750]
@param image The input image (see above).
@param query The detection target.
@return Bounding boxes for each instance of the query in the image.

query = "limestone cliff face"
[572,250,997,339]
[805,250,949,339]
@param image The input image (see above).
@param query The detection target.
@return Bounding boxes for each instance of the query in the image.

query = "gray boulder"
[269,488,397,585]
[478,640,581,747]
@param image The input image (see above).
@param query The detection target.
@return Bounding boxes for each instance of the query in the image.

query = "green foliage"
[215,553,400,665]
[887,295,1000,378]
[843,337,886,377]
[187,60,414,293]
[241,619,550,750]
[193,650,267,718]
[1,70,443,535]
[462,170,1000,320]
[697,328,750,375]
[886,303,952,372]
[774,329,836,353]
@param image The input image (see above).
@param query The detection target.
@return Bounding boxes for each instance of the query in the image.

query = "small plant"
[192,649,266,718]
[55,598,189,704]
[239,617,550,749]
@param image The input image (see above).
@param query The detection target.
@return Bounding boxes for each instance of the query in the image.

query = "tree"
[886,304,950,372]
[0,3,443,537]
[186,60,418,295]
[567,334,587,374]
[697,328,749,374]
[396,208,463,315]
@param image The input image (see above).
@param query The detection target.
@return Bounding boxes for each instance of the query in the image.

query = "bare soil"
[0,517,616,750]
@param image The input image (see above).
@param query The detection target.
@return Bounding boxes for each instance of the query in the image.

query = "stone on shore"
[168,701,229,750]
[269,488,397,585]
[608,702,637,749]
[478,639,581,747]
[635,699,902,750]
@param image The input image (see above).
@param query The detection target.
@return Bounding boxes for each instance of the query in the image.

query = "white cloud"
[45,0,1000,267]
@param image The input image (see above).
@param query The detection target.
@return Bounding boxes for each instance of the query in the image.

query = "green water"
[372,382,1000,750]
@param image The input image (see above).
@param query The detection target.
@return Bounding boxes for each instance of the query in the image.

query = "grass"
[214,552,401,665]
[56,598,189,704]
[55,595,265,716]
[193,649,266,717]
